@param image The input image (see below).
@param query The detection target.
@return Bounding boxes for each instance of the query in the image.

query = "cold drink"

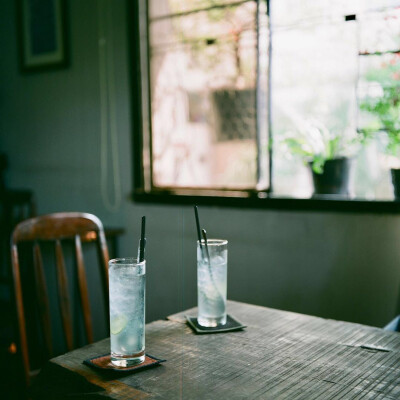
[109,258,145,366]
[197,239,228,327]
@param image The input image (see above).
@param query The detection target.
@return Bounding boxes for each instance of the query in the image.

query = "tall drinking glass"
[109,258,145,366]
[197,239,228,327]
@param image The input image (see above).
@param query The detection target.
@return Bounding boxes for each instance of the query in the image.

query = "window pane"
[149,0,238,20]
[356,55,400,200]
[359,7,400,54]
[358,53,400,132]
[271,0,400,200]
[271,0,400,28]
[354,5,400,200]
[148,0,267,189]
[271,18,358,197]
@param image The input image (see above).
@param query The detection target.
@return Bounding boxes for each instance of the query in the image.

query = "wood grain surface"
[32,301,400,399]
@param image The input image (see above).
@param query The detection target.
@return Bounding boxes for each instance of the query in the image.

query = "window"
[132,0,400,205]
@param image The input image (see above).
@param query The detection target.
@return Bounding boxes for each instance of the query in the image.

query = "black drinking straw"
[194,205,203,251]
[201,229,211,263]
[138,216,146,262]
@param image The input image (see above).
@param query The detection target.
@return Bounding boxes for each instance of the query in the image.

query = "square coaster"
[83,354,166,373]
[185,315,246,334]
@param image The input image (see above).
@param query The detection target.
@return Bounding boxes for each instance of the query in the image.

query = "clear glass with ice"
[197,239,228,327]
[109,258,145,366]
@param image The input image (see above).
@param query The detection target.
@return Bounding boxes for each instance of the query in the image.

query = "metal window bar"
[150,0,254,21]
[270,4,400,32]
[149,30,264,55]
[266,0,272,194]
[143,0,154,191]
[255,0,261,184]
[359,50,400,56]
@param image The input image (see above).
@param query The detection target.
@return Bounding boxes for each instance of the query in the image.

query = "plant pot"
[309,157,351,196]
[391,169,400,200]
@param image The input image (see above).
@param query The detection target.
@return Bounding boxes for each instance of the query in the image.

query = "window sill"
[132,189,400,214]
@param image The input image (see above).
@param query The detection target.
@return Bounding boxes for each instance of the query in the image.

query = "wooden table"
[31,301,400,399]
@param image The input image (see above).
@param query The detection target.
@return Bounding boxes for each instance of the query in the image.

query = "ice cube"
[211,255,225,266]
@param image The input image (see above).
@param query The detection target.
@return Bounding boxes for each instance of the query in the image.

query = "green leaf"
[359,56,400,154]
[312,155,325,174]
[326,137,340,159]
[283,138,313,158]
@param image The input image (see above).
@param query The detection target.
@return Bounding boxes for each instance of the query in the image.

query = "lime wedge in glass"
[110,315,128,335]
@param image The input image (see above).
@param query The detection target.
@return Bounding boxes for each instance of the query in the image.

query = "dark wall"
[0,0,399,338]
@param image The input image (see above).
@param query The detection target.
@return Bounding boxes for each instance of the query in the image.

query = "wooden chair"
[10,212,110,387]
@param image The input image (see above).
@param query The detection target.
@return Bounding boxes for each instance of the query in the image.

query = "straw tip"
[138,216,146,262]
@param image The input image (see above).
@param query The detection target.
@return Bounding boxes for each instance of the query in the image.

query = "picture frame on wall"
[17,0,68,72]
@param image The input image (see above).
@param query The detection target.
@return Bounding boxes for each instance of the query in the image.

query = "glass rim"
[108,257,146,266]
[197,239,228,246]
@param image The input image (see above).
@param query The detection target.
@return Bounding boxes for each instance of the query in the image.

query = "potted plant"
[359,54,400,199]
[283,119,354,196]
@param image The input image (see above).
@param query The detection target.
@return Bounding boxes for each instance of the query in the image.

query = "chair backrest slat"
[10,243,30,385]
[10,212,110,388]
[33,243,52,358]
[55,239,74,351]
[74,234,93,343]
[96,229,110,319]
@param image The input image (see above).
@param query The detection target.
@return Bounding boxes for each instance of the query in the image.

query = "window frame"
[128,0,400,213]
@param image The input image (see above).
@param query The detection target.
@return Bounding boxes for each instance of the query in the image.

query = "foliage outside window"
[360,55,400,158]
[145,0,268,192]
